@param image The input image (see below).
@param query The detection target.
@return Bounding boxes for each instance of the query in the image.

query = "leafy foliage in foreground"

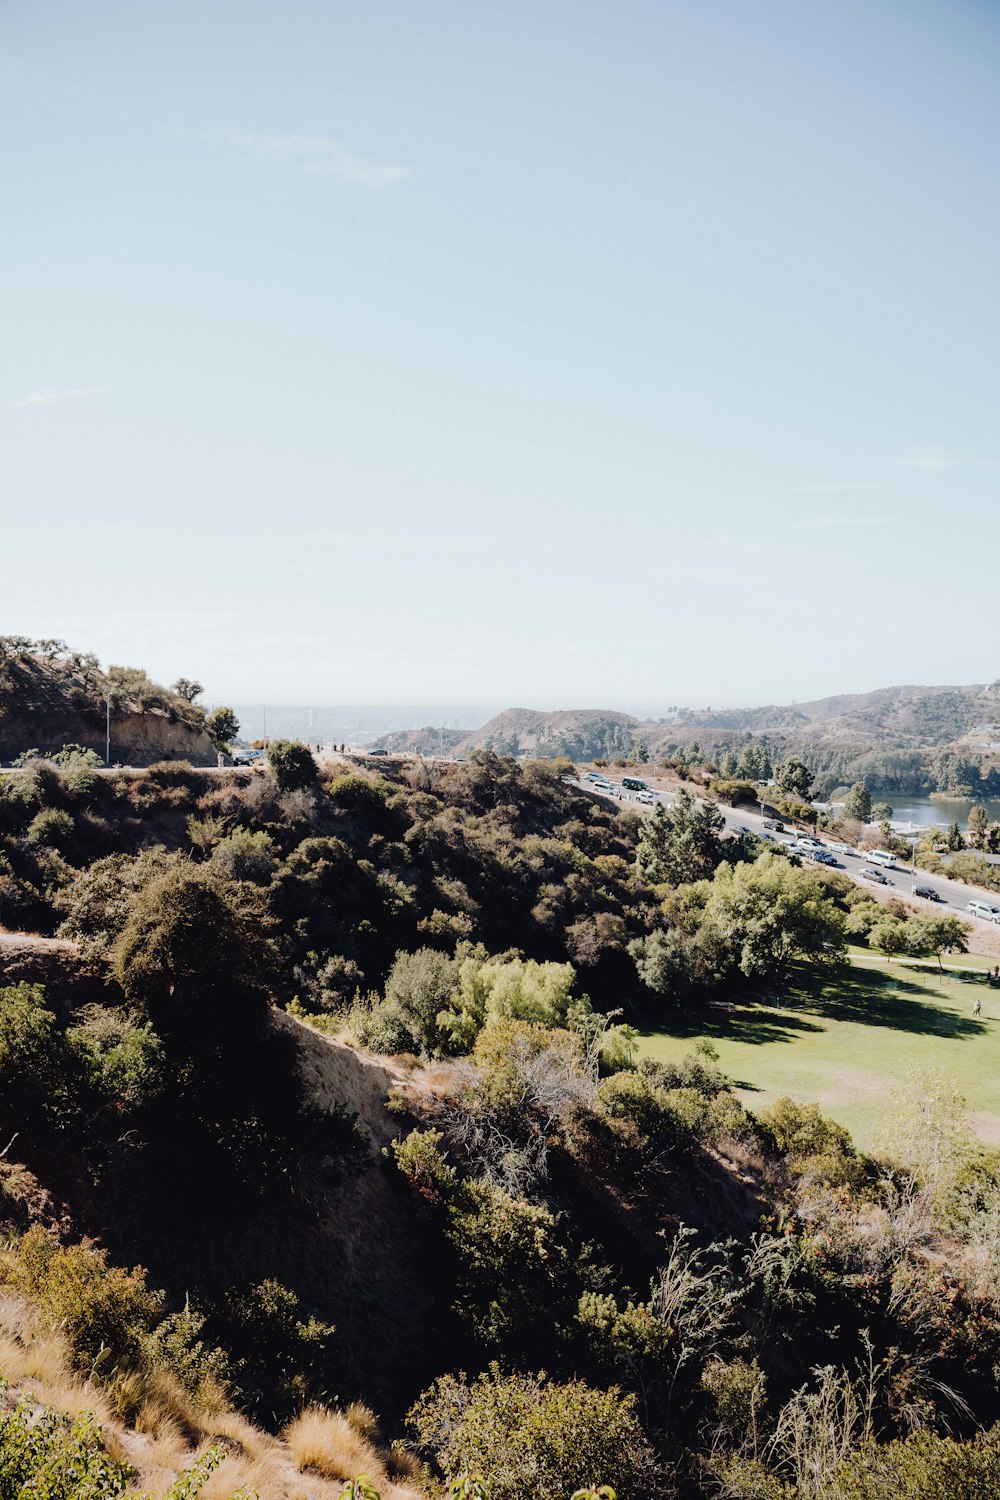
[0,1390,237,1500]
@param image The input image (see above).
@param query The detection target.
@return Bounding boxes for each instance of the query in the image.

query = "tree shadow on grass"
[637,962,988,1049]
[791,964,986,1040]
[637,1004,825,1050]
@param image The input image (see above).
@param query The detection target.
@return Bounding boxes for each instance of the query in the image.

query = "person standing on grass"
[974,996,982,1018]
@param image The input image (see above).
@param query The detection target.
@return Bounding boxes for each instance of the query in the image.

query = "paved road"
[568,776,1000,928]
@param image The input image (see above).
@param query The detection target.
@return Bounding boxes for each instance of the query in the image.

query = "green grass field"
[636,947,1000,1151]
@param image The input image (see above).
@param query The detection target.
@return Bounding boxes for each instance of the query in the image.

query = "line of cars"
[586,780,960,909]
[582,771,658,805]
[768,827,946,901]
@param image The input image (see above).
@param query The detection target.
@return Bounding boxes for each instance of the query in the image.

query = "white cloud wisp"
[230,133,409,188]
[12,385,110,407]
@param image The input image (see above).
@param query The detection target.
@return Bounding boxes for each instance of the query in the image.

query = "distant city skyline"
[3,0,998,703]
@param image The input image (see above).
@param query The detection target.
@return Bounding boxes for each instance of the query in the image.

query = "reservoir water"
[864,795,1000,831]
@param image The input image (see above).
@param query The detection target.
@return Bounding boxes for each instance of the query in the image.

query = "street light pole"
[105,693,111,766]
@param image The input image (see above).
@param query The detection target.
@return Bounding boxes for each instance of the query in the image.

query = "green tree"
[868,915,909,961]
[702,853,845,980]
[205,705,240,750]
[636,790,725,886]
[775,758,814,799]
[871,801,894,824]
[171,677,203,702]
[634,741,650,764]
[112,867,274,1053]
[906,912,970,971]
[842,781,872,824]
[267,738,319,791]
[967,804,989,848]
[738,741,771,781]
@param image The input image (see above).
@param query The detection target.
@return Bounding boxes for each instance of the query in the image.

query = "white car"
[636,791,654,805]
[827,842,855,856]
[968,900,1000,921]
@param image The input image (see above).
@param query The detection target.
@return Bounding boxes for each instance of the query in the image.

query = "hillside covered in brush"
[0,637,218,766]
[3,736,1000,1498]
[374,684,1000,798]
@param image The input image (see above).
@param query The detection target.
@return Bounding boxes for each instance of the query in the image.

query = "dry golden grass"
[283,1405,387,1486]
[0,1290,426,1499]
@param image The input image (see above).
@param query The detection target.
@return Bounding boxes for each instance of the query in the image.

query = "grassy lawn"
[636,947,1000,1151]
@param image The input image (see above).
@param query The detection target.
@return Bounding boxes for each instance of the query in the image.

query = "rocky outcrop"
[0,646,218,766]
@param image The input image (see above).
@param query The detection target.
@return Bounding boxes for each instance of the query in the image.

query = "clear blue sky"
[3,0,998,710]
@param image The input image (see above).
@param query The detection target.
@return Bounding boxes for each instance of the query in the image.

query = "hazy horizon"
[4,0,998,703]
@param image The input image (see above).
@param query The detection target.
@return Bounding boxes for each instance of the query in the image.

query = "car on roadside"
[968,900,1000,921]
[827,842,855,856]
[812,851,839,866]
[636,790,654,805]
[732,825,751,835]
[797,836,824,848]
[913,886,944,902]
[860,867,890,884]
[762,818,785,831]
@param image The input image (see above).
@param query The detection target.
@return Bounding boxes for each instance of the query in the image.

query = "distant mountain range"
[371,683,1000,763]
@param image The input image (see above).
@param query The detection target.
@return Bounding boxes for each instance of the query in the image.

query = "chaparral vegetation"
[2,663,1000,1499]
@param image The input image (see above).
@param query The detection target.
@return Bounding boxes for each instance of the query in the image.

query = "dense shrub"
[3,1227,162,1371]
[266,739,319,793]
[55,848,186,955]
[112,866,274,1050]
[26,807,75,851]
[0,982,79,1133]
[409,1367,667,1500]
[211,828,278,882]
[835,1428,1000,1498]
[67,1004,166,1112]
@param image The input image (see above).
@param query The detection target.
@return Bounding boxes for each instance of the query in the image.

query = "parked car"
[968,900,1000,921]
[913,886,943,902]
[762,818,784,831]
[733,825,751,835]
[828,842,855,856]
[860,867,890,885]
[637,791,654,805]
[812,851,839,866]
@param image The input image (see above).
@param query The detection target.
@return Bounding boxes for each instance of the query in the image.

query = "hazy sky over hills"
[3,1,999,707]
